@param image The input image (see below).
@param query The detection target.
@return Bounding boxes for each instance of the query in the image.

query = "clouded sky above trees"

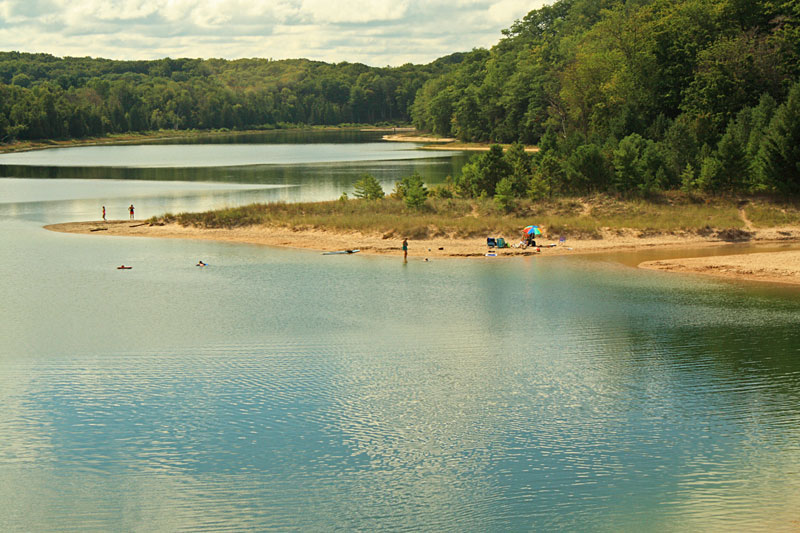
[0,0,545,65]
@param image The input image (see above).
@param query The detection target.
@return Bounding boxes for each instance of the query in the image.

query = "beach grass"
[156,194,756,240]
[745,200,800,228]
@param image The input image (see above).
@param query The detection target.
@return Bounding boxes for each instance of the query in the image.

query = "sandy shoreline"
[640,251,800,285]
[381,134,539,152]
[381,134,456,143]
[45,221,800,284]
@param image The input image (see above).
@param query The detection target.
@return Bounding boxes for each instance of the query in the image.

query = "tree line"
[0,53,463,141]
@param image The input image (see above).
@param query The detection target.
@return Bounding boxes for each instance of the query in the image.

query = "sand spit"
[640,251,800,285]
[46,221,800,282]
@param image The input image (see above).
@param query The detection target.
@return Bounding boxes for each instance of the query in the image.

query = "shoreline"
[0,129,261,154]
[640,251,800,286]
[0,126,403,155]
[381,133,539,152]
[45,220,800,284]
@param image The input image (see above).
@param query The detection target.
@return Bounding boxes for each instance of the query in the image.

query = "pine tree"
[353,174,385,200]
[757,82,800,194]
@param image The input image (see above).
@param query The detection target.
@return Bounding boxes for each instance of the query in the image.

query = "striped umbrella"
[523,225,541,236]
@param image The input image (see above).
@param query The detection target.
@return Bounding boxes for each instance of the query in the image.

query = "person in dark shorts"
[402,238,408,261]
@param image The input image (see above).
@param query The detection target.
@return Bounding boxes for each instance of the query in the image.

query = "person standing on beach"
[129,204,135,220]
[102,206,106,221]
[402,238,408,261]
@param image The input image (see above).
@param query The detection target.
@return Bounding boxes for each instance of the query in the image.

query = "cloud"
[0,0,550,65]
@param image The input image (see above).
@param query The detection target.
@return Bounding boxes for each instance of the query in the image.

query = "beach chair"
[497,237,507,248]
[487,237,497,248]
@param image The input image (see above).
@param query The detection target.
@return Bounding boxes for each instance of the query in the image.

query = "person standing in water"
[129,204,135,220]
[402,238,408,262]
[102,206,106,221]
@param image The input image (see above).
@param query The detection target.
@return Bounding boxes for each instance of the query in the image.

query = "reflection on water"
[1,136,799,530]
[0,142,459,168]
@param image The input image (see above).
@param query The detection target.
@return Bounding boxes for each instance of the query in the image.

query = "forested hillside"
[412,0,800,195]
[2,0,800,195]
[0,53,463,141]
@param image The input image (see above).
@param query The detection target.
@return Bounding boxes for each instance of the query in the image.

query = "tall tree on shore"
[757,81,800,194]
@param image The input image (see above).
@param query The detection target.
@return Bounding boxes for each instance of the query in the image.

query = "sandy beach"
[640,251,800,285]
[45,220,800,284]
[381,134,457,143]
[381,134,538,152]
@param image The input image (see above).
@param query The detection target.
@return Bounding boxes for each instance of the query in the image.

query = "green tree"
[494,177,516,212]
[529,153,561,199]
[714,124,749,191]
[352,173,385,200]
[757,81,800,194]
[455,144,511,197]
[504,142,533,197]
[662,114,700,182]
[680,163,697,192]
[398,172,429,209]
[697,155,723,191]
[613,134,648,193]
[11,73,32,88]
[613,134,671,194]
[564,143,609,194]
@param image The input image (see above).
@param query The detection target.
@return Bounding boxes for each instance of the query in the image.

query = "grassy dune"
[154,194,799,240]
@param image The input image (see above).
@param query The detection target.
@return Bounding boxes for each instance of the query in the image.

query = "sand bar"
[640,251,800,285]
[381,134,456,143]
[382,134,539,152]
[45,221,800,283]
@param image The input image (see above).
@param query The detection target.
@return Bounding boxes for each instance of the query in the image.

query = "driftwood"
[90,227,108,232]
[129,223,147,228]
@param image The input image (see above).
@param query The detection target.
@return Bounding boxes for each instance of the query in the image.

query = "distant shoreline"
[0,129,258,154]
[382,132,539,152]
[0,127,537,155]
[0,126,405,155]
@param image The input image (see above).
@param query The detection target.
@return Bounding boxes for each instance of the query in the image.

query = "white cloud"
[299,0,409,24]
[0,0,551,65]
[487,0,537,24]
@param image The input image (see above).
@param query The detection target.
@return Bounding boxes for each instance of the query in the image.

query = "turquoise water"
[1,136,799,531]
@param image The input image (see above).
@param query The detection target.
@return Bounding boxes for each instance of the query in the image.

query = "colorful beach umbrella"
[523,225,542,236]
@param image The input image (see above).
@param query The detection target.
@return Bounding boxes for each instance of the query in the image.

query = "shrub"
[353,173,385,200]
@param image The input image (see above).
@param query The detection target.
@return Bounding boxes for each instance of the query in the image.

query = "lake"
[1,131,799,531]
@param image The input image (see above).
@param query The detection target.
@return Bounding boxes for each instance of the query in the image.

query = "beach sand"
[640,251,800,285]
[381,134,539,152]
[45,221,800,285]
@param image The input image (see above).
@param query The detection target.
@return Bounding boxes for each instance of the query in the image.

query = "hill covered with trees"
[412,0,800,195]
[0,52,463,141]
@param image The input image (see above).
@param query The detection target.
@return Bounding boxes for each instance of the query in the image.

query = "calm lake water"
[1,132,799,531]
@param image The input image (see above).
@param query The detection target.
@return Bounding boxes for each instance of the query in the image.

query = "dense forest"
[2,0,800,196]
[0,53,463,140]
[413,0,800,196]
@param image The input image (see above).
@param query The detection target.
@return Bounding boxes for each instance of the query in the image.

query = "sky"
[0,0,549,66]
